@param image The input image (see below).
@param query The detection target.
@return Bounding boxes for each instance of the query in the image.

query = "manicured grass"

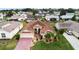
[32,34,74,50]
[0,37,17,50]
[5,38,17,50]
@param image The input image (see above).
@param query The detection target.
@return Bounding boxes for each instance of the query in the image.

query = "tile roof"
[26,20,52,33]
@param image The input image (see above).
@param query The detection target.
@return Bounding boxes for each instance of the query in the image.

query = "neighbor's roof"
[9,14,27,19]
[69,23,79,32]
[60,15,74,19]
[55,20,79,32]
[45,15,59,19]
[0,21,20,32]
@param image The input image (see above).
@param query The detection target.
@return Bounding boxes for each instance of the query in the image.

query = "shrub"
[45,32,51,39]
[15,34,20,40]
[44,32,54,42]
[58,29,66,34]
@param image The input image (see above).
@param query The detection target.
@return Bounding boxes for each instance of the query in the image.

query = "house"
[60,13,74,20]
[53,11,60,16]
[45,14,60,21]
[26,19,52,39]
[76,16,79,20]
[75,11,79,16]
[55,20,74,29]
[26,15,35,22]
[0,13,4,20]
[0,21,23,39]
[35,13,45,17]
[8,14,27,21]
[25,12,33,15]
[55,20,79,38]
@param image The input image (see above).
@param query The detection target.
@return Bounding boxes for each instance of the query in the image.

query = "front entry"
[34,28,40,34]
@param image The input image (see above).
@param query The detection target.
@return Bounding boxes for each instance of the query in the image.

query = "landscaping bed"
[32,34,74,50]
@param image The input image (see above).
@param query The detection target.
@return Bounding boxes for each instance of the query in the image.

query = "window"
[1,33,6,37]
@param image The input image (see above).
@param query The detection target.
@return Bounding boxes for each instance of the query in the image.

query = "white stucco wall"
[0,29,9,39]
[0,23,23,39]
[20,33,34,38]
[72,31,79,37]
[9,23,23,39]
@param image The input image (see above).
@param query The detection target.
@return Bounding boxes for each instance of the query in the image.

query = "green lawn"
[0,37,17,50]
[32,34,74,50]
[5,38,17,50]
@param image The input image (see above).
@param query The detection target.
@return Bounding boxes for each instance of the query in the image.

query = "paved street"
[63,33,79,50]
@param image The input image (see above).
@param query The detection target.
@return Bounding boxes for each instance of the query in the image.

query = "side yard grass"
[5,38,17,50]
[0,39,17,50]
[0,34,19,50]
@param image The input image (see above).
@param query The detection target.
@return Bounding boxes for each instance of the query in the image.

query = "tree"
[60,8,66,16]
[71,15,76,21]
[32,9,38,16]
[6,11,14,17]
[21,8,33,12]
[58,29,66,34]
[49,9,54,14]
[67,8,75,13]
[41,17,46,22]
[45,33,51,39]
[44,32,54,42]
[54,26,58,32]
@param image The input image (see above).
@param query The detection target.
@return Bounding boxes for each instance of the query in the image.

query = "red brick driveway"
[15,38,32,50]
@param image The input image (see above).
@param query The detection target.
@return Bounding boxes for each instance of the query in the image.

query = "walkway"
[63,33,79,50]
[15,38,32,50]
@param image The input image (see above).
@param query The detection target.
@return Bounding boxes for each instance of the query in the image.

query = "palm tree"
[44,33,51,42]
[44,32,54,42]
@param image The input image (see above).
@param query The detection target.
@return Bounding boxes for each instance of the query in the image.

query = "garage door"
[20,30,34,38]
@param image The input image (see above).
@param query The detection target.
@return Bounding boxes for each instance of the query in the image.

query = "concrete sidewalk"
[63,33,79,50]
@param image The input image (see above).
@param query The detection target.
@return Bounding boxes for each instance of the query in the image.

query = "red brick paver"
[15,38,32,50]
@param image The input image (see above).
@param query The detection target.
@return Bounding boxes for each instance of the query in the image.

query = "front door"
[34,28,40,34]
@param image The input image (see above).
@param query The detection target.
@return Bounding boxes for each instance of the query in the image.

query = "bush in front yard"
[58,29,66,34]
[15,34,20,40]
[44,32,54,42]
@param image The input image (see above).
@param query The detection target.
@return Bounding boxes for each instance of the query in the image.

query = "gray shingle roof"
[0,21,20,32]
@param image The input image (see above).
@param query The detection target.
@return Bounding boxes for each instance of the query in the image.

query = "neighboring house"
[53,11,60,16]
[75,11,79,16]
[35,13,45,17]
[45,14,60,21]
[0,21,23,39]
[76,16,79,20]
[0,13,4,20]
[60,13,74,20]
[75,11,79,20]
[26,15,35,22]
[55,20,74,29]
[26,12,33,15]
[8,14,27,21]
[55,20,79,38]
